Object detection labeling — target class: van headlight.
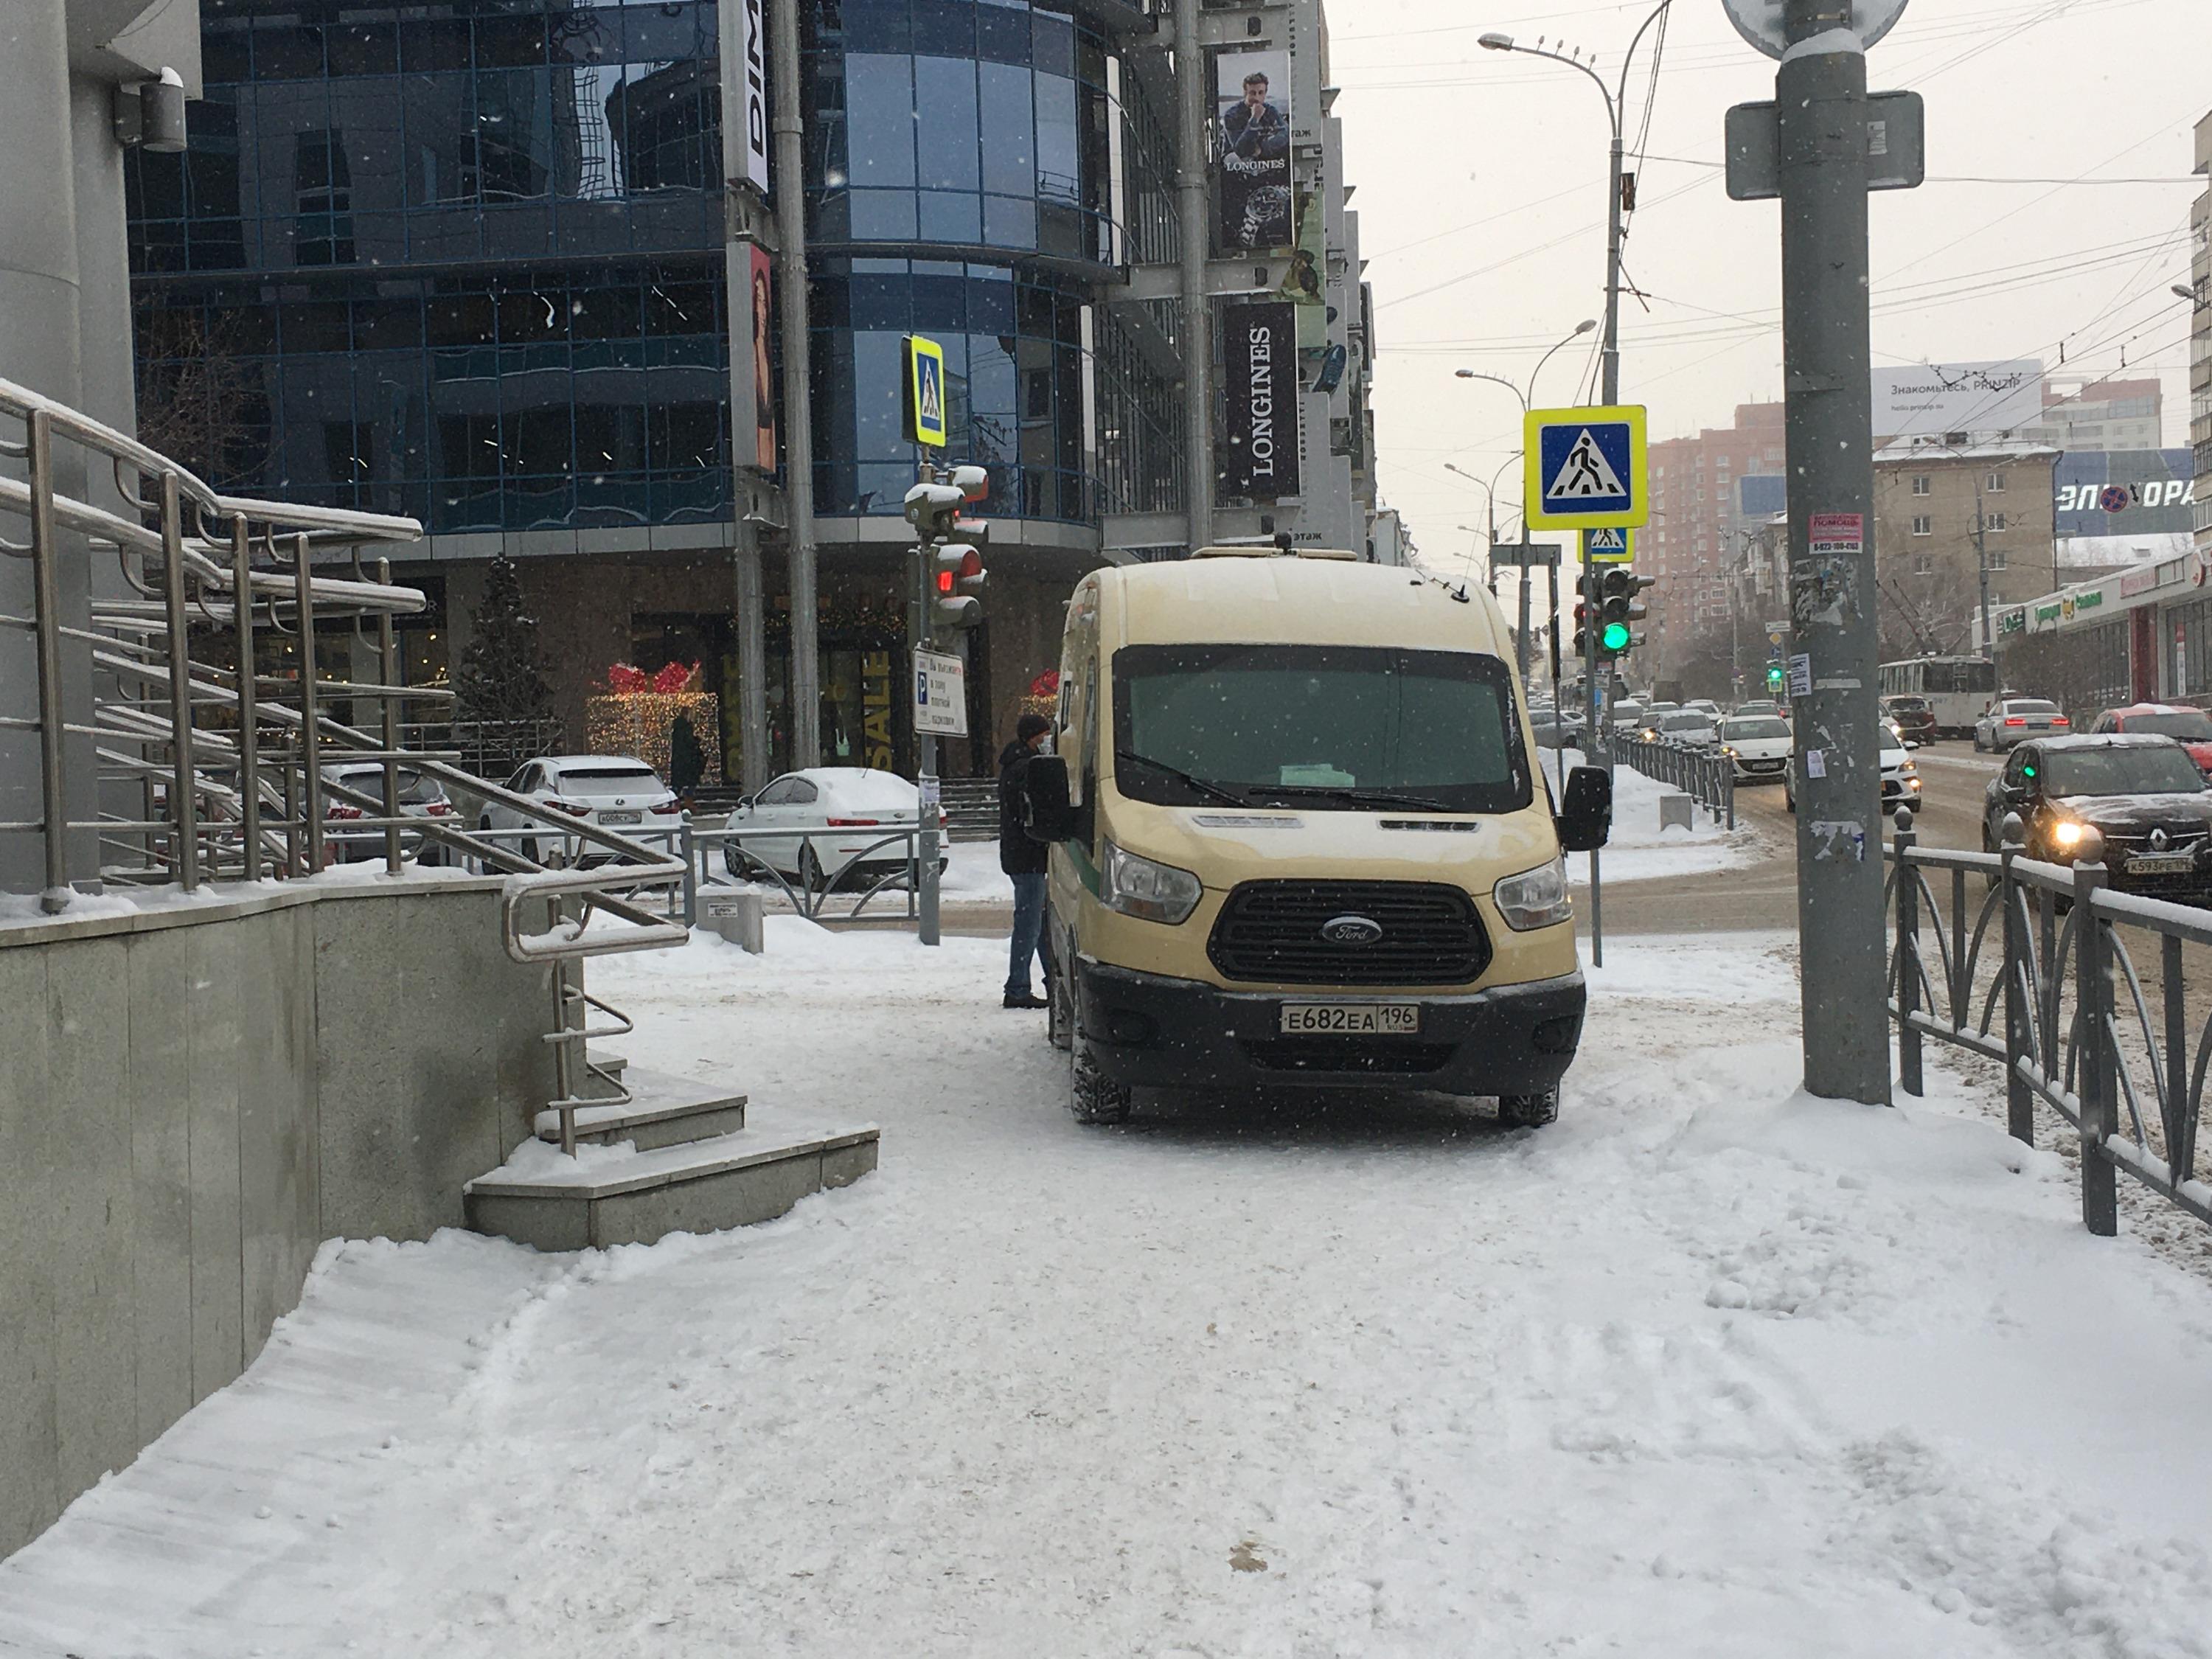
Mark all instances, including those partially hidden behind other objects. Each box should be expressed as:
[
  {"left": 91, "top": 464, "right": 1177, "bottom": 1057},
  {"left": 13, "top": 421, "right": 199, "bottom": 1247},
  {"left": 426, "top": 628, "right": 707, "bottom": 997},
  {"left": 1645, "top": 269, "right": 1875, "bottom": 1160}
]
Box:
[
  {"left": 1493, "top": 857, "right": 1573, "bottom": 931},
  {"left": 1101, "top": 841, "right": 1203, "bottom": 925}
]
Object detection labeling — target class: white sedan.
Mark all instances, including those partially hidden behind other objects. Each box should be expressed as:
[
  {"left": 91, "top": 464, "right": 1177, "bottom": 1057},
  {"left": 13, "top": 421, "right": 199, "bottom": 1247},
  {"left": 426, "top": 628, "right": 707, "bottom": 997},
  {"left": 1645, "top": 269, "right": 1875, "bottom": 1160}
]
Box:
[
  {"left": 1717, "top": 714, "right": 1792, "bottom": 783},
  {"left": 479, "top": 755, "right": 683, "bottom": 864},
  {"left": 723, "top": 767, "right": 947, "bottom": 891},
  {"left": 1784, "top": 723, "right": 1921, "bottom": 812}
]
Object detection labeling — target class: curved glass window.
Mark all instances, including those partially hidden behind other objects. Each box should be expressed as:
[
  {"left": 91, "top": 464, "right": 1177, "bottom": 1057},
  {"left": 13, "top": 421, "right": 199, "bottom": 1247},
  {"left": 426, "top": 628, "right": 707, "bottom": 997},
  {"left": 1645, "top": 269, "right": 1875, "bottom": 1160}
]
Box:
[
  {"left": 128, "top": 1, "right": 723, "bottom": 276},
  {"left": 807, "top": 0, "right": 1118, "bottom": 265},
  {"left": 811, "top": 259, "right": 1088, "bottom": 524},
  {"left": 133, "top": 262, "right": 731, "bottom": 535}
]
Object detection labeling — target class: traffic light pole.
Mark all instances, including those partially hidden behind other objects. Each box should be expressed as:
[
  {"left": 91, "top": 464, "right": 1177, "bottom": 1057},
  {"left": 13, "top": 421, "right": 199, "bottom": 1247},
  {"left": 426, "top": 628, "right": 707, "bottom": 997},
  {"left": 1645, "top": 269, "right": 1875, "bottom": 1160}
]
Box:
[
  {"left": 912, "top": 466, "right": 942, "bottom": 947},
  {"left": 1777, "top": 1, "right": 1890, "bottom": 1105}
]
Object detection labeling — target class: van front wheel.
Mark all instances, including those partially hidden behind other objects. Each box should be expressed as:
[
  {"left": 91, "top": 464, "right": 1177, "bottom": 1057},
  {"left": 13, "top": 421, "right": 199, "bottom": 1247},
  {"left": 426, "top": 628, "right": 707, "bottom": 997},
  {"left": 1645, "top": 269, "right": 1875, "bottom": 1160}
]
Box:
[
  {"left": 1498, "top": 1088, "right": 1559, "bottom": 1128},
  {"left": 1070, "top": 1048, "right": 1133, "bottom": 1125}
]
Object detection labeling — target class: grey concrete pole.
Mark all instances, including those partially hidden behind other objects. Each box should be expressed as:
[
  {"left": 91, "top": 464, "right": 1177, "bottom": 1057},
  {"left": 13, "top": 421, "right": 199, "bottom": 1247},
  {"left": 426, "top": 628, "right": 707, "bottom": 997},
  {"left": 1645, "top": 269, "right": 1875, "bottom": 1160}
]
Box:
[
  {"left": 1778, "top": 0, "right": 1891, "bottom": 1105},
  {"left": 769, "top": 0, "right": 820, "bottom": 768},
  {"left": 1174, "top": 0, "right": 1214, "bottom": 554},
  {"left": 0, "top": 0, "right": 98, "bottom": 897},
  {"left": 717, "top": 0, "right": 773, "bottom": 795},
  {"left": 1974, "top": 476, "right": 1990, "bottom": 656}
]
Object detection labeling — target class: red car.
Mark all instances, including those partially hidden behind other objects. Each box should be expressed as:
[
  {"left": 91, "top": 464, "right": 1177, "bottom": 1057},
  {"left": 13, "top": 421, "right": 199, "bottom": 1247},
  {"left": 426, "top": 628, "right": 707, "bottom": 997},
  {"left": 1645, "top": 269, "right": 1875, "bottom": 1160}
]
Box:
[{"left": 2089, "top": 703, "right": 2212, "bottom": 776}]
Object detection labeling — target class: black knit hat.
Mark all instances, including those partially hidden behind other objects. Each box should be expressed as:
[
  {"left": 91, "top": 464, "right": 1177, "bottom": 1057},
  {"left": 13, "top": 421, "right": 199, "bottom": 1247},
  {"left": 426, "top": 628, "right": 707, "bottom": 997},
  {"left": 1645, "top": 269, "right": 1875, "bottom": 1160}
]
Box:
[{"left": 1016, "top": 713, "right": 1052, "bottom": 742}]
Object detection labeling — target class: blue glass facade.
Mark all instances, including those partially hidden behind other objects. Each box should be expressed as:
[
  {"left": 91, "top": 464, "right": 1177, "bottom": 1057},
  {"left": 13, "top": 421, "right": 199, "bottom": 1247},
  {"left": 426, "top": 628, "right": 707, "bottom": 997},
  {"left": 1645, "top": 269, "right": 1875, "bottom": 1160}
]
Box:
[
  {"left": 129, "top": 0, "right": 734, "bottom": 533},
  {"left": 128, "top": 0, "right": 1126, "bottom": 536}
]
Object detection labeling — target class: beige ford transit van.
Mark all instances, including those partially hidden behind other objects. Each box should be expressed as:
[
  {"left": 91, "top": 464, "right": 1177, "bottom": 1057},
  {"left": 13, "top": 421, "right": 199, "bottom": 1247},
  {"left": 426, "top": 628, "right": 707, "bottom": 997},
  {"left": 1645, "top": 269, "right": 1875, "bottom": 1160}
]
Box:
[{"left": 1016, "top": 548, "right": 1612, "bottom": 1127}]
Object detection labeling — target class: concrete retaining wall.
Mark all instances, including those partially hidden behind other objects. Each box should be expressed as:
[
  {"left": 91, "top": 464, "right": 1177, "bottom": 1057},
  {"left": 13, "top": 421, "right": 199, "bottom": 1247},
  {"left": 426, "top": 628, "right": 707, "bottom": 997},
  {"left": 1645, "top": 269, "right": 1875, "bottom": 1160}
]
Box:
[{"left": 0, "top": 876, "right": 554, "bottom": 1556}]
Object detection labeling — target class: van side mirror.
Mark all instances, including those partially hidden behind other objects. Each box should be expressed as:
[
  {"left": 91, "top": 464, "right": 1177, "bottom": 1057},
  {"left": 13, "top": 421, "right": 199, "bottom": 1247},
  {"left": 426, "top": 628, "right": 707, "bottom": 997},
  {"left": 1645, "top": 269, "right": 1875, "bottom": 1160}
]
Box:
[
  {"left": 1556, "top": 765, "right": 1612, "bottom": 853},
  {"left": 1020, "top": 754, "right": 1079, "bottom": 842}
]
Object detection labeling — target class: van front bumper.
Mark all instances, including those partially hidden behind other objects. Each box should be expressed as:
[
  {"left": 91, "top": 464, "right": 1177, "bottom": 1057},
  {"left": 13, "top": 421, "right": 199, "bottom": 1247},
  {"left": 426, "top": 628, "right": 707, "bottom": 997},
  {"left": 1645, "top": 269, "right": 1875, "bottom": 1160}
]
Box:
[{"left": 1074, "top": 957, "right": 1585, "bottom": 1096}]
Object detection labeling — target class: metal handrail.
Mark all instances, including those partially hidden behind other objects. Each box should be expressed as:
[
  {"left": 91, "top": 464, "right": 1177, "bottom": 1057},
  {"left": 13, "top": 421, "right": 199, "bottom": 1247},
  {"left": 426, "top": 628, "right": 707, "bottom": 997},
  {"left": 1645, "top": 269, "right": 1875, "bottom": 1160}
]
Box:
[{"left": 2, "top": 376, "right": 691, "bottom": 1161}]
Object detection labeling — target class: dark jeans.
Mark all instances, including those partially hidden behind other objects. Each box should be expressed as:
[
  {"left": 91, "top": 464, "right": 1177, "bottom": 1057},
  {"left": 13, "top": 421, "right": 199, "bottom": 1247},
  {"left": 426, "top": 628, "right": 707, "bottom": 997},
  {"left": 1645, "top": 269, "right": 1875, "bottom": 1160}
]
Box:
[{"left": 1007, "top": 872, "right": 1048, "bottom": 995}]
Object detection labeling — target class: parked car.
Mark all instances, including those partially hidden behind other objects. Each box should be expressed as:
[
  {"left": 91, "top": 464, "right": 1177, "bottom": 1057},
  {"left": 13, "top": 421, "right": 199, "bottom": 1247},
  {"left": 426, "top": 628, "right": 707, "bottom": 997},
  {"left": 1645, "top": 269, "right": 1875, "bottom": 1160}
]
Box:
[
  {"left": 1606, "top": 700, "right": 1646, "bottom": 737},
  {"left": 1717, "top": 714, "right": 1792, "bottom": 782},
  {"left": 320, "top": 760, "right": 455, "bottom": 864},
  {"left": 1881, "top": 694, "right": 1938, "bottom": 746},
  {"left": 1732, "top": 700, "right": 1785, "bottom": 720},
  {"left": 2087, "top": 703, "right": 2212, "bottom": 776},
  {"left": 723, "top": 766, "right": 947, "bottom": 891},
  {"left": 480, "top": 755, "right": 681, "bottom": 865},
  {"left": 1683, "top": 698, "right": 1722, "bottom": 717},
  {"left": 1640, "top": 701, "right": 1681, "bottom": 724},
  {"left": 1785, "top": 722, "right": 1918, "bottom": 812},
  {"left": 1983, "top": 734, "right": 2212, "bottom": 902},
  {"left": 1974, "top": 697, "right": 2067, "bottom": 752}
]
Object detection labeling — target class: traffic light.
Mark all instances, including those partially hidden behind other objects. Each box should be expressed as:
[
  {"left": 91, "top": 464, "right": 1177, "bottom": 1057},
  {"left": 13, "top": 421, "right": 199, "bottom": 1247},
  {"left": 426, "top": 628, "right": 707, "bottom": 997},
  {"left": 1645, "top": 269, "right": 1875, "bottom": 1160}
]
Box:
[
  {"left": 908, "top": 466, "right": 991, "bottom": 634},
  {"left": 1597, "top": 569, "right": 1655, "bottom": 658},
  {"left": 1571, "top": 571, "right": 1604, "bottom": 658},
  {"left": 934, "top": 543, "right": 986, "bottom": 627},
  {"left": 1766, "top": 661, "right": 1785, "bottom": 692},
  {"left": 903, "top": 479, "right": 964, "bottom": 540}
]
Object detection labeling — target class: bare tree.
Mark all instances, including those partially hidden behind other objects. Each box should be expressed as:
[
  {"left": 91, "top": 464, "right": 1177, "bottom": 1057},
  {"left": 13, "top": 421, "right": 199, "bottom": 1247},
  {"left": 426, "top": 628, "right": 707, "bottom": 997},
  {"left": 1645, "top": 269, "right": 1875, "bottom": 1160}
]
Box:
[{"left": 132, "top": 306, "right": 266, "bottom": 486}]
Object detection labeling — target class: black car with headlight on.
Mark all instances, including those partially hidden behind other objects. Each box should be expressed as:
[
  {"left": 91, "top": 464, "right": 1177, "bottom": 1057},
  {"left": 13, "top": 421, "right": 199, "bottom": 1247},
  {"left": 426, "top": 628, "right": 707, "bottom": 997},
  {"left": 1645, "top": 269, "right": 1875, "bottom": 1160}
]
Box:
[{"left": 1983, "top": 734, "right": 2212, "bottom": 902}]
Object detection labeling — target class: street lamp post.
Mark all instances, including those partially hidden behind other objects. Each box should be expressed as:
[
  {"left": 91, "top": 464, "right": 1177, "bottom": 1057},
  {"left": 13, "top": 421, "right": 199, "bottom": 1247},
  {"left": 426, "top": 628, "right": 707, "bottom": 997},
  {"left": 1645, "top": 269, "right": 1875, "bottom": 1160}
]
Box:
[
  {"left": 1479, "top": 9, "right": 1669, "bottom": 728},
  {"left": 1481, "top": 3, "right": 1670, "bottom": 969}
]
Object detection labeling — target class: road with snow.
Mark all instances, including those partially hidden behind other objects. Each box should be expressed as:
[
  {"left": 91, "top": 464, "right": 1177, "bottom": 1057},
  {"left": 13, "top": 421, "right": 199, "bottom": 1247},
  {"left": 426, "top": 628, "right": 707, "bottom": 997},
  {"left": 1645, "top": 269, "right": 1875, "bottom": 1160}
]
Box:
[{"left": 6, "top": 917, "right": 2212, "bottom": 1658}]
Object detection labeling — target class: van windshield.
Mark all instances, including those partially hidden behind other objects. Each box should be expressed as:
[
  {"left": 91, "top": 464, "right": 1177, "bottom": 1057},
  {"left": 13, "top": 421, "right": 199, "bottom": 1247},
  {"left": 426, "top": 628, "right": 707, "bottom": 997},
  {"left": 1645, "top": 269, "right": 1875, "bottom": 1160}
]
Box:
[{"left": 1112, "top": 644, "right": 1529, "bottom": 814}]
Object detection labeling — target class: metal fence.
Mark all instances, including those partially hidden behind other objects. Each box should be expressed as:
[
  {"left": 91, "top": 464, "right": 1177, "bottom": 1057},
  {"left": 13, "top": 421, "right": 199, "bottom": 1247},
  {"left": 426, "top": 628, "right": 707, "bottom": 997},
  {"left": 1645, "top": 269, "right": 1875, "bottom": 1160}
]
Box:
[
  {"left": 682, "top": 823, "right": 933, "bottom": 925},
  {"left": 1617, "top": 735, "right": 1736, "bottom": 830},
  {"left": 1886, "top": 807, "right": 2211, "bottom": 1237}
]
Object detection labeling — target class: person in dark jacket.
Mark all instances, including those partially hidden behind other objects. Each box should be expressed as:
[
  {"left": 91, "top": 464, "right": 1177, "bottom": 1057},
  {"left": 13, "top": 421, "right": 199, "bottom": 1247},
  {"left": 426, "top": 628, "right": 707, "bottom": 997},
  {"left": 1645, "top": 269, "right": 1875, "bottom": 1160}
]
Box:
[
  {"left": 667, "top": 712, "right": 706, "bottom": 800},
  {"left": 998, "top": 713, "right": 1054, "bottom": 1009}
]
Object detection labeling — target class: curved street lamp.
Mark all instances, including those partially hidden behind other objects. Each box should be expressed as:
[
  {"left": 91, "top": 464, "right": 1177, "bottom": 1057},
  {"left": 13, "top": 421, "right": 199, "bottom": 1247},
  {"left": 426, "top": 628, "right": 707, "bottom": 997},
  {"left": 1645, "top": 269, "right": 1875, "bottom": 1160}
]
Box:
[{"left": 1455, "top": 318, "right": 1598, "bottom": 413}]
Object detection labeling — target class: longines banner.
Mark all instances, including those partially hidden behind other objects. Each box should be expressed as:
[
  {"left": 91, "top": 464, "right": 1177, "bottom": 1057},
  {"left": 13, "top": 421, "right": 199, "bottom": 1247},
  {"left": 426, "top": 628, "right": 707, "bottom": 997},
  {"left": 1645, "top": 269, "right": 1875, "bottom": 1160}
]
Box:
[
  {"left": 1213, "top": 47, "right": 1293, "bottom": 254},
  {"left": 1222, "top": 302, "right": 1299, "bottom": 501}
]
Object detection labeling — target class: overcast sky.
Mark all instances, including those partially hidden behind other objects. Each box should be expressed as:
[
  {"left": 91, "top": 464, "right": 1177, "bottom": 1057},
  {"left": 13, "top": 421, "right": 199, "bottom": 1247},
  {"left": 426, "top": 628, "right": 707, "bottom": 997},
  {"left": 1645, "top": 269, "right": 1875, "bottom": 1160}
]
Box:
[{"left": 1334, "top": 0, "right": 2212, "bottom": 584}]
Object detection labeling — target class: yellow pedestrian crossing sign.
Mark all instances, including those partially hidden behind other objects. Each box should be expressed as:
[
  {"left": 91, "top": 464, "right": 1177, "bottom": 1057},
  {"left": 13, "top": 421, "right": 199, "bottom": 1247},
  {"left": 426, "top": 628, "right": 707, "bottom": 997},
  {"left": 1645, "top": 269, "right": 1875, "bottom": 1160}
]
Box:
[
  {"left": 902, "top": 333, "right": 948, "bottom": 448},
  {"left": 1584, "top": 526, "right": 1632, "bottom": 563},
  {"left": 1523, "top": 404, "right": 1647, "bottom": 530}
]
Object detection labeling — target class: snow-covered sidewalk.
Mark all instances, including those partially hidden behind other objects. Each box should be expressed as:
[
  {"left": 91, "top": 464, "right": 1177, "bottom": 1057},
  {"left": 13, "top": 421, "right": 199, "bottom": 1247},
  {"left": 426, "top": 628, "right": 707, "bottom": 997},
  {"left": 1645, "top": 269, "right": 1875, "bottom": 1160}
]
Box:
[{"left": 6, "top": 925, "right": 2212, "bottom": 1658}]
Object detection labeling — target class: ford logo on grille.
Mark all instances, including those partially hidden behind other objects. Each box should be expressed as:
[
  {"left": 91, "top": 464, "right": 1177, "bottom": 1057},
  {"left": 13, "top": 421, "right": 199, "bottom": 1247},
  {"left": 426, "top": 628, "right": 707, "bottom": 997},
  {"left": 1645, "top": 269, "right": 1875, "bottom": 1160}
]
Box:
[{"left": 1320, "top": 914, "right": 1385, "bottom": 945}]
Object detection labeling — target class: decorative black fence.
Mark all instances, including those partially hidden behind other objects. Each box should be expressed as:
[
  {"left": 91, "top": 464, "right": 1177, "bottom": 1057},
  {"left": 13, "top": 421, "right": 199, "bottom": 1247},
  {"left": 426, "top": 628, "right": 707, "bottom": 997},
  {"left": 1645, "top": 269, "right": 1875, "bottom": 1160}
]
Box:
[
  {"left": 1886, "top": 807, "right": 2211, "bottom": 1237},
  {"left": 1617, "top": 735, "right": 1736, "bottom": 830}
]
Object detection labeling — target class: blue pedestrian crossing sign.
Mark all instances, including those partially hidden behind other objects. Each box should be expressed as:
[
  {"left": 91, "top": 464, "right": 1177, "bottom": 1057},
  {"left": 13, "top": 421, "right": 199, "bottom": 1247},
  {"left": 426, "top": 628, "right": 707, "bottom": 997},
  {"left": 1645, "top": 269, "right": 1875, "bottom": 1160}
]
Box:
[
  {"left": 1583, "top": 526, "right": 1632, "bottom": 563},
  {"left": 1523, "top": 404, "right": 1647, "bottom": 530}
]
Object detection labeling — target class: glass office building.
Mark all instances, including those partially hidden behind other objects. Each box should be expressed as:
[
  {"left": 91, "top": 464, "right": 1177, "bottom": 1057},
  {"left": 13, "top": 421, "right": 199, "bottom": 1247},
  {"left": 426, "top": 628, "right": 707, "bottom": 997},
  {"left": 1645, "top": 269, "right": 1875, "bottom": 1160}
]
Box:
[{"left": 126, "top": 0, "right": 1186, "bottom": 773}]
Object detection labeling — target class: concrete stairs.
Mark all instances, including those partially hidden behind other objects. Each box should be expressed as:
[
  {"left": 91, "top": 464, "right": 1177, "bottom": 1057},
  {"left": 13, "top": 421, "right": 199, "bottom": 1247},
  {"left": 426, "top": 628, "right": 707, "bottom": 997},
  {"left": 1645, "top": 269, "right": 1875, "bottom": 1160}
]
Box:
[{"left": 465, "top": 1048, "right": 878, "bottom": 1253}]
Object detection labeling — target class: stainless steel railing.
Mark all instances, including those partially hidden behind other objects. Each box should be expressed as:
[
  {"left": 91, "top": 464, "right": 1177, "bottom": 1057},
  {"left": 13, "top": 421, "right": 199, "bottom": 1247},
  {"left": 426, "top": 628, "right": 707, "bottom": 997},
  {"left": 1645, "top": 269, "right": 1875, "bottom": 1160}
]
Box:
[{"left": 0, "top": 373, "right": 686, "bottom": 1159}]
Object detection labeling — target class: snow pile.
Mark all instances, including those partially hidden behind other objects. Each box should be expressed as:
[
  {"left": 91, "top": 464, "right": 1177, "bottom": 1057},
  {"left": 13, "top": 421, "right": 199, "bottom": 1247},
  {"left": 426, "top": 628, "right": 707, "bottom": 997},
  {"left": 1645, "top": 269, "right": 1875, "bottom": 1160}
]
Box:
[{"left": 7, "top": 927, "right": 2212, "bottom": 1657}]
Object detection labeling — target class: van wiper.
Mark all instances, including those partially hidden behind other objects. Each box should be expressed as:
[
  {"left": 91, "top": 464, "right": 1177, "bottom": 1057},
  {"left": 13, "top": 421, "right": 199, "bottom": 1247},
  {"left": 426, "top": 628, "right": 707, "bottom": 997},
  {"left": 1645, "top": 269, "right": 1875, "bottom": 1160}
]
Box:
[
  {"left": 1251, "top": 783, "right": 1455, "bottom": 812},
  {"left": 1114, "top": 748, "right": 1248, "bottom": 807}
]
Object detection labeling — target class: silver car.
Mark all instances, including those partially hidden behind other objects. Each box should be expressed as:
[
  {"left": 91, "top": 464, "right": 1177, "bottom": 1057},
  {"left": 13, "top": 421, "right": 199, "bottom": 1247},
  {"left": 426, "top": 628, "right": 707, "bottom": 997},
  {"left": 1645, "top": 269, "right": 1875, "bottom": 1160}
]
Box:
[{"left": 1974, "top": 698, "right": 2068, "bottom": 753}]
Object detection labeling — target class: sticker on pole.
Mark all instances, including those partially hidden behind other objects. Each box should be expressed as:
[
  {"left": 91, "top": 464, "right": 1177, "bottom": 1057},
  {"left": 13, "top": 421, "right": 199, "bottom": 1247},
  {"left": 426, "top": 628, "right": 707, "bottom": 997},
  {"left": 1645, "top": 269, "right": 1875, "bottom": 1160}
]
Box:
[
  {"left": 1809, "top": 512, "right": 1865, "bottom": 555},
  {"left": 1583, "top": 526, "right": 1632, "bottom": 564},
  {"left": 1523, "top": 405, "right": 1647, "bottom": 530}
]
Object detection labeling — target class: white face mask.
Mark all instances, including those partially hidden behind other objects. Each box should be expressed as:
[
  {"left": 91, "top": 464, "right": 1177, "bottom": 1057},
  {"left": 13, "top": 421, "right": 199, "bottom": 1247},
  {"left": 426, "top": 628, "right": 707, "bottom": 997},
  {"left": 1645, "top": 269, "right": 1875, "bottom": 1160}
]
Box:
[{"left": 1036, "top": 734, "right": 1055, "bottom": 755}]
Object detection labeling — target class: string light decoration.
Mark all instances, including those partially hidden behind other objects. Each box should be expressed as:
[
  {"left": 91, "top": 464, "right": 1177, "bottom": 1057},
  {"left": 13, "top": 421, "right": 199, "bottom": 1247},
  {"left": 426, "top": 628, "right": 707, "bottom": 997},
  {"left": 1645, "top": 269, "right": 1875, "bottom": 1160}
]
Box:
[{"left": 583, "top": 661, "right": 720, "bottom": 785}]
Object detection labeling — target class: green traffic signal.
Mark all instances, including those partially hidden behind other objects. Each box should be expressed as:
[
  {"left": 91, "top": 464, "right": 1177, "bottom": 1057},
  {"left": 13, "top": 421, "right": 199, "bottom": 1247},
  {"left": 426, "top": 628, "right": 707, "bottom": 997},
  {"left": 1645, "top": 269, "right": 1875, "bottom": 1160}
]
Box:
[
  {"left": 1601, "top": 621, "right": 1631, "bottom": 652},
  {"left": 1765, "top": 664, "right": 1784, "bottom": 686}
]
